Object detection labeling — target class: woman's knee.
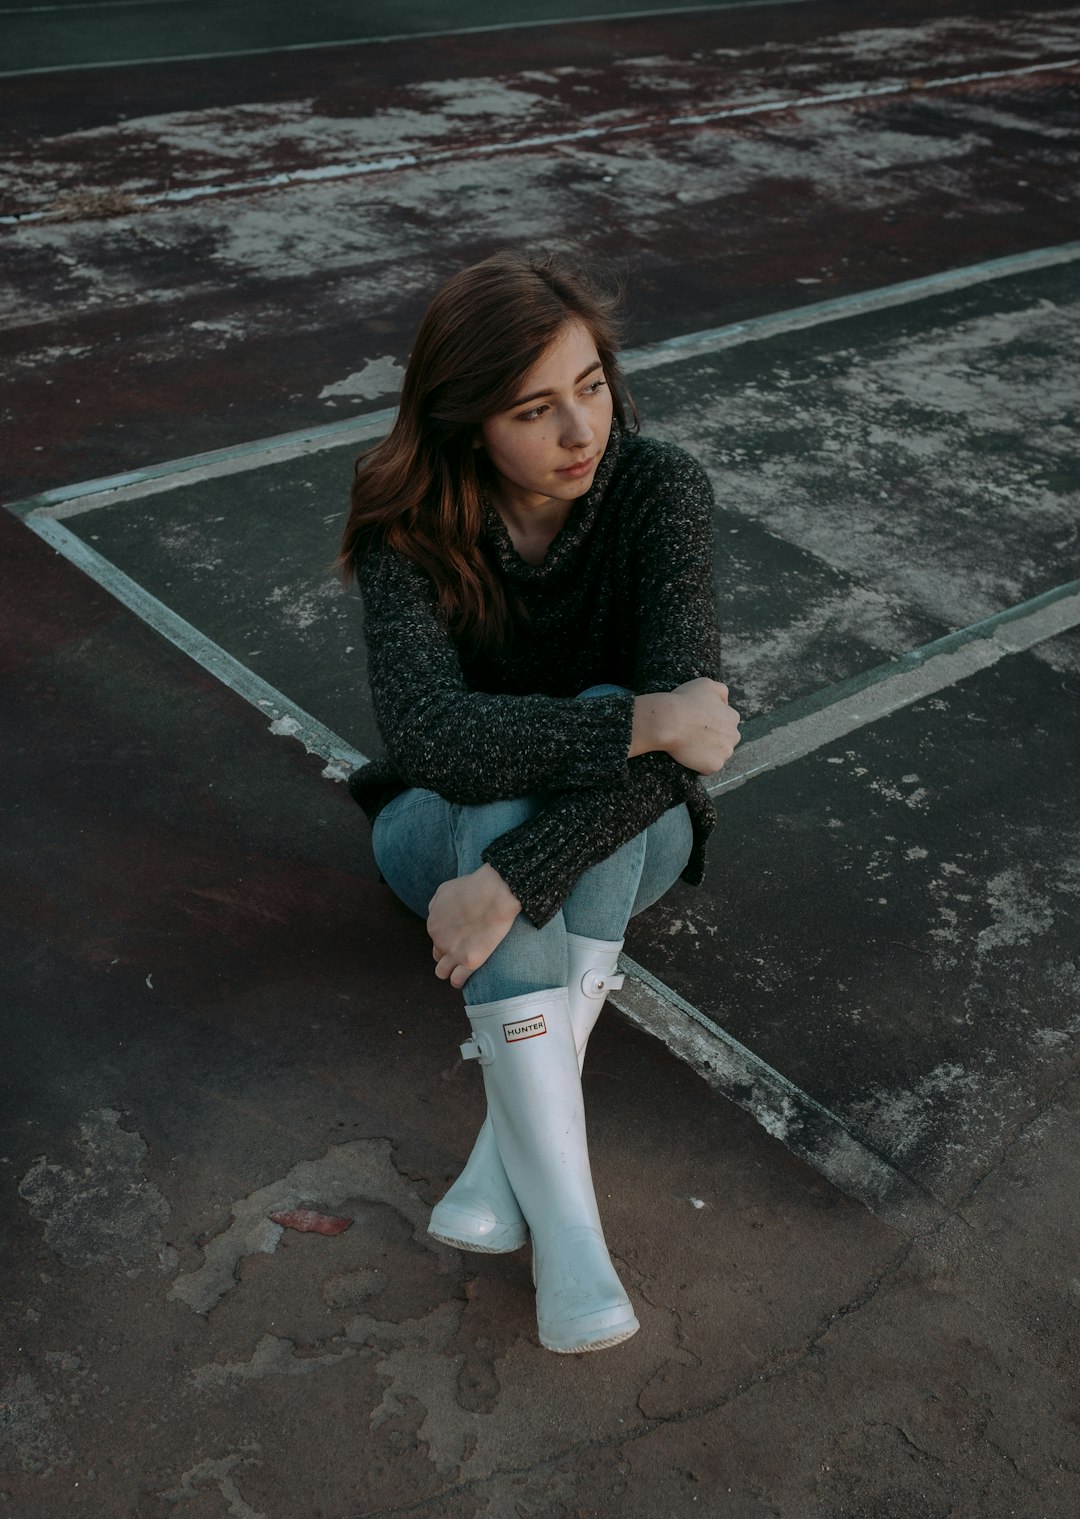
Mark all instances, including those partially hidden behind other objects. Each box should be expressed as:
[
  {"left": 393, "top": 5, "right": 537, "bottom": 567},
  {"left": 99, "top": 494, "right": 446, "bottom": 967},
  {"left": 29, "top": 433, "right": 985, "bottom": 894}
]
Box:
[
  {"left": 372, "top": 788, "right": 457, "bottom": 916},
  {"left": 630, "top": 804, "right": 694, "bottom": 918}
]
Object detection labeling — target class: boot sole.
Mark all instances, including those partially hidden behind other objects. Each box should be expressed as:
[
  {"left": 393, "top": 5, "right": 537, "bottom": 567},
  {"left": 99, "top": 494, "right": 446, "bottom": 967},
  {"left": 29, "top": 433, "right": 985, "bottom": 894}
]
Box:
[
  {"left": 540, "top": 1314, "right": 640, "bottom": 1354},
  {"left": 427, "top": 1224, "right": 527, "bottom": 1253}
]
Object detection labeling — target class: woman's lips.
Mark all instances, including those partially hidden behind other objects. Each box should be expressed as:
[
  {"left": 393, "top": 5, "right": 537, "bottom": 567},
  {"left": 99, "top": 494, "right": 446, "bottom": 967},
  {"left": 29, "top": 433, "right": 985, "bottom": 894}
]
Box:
[{"left": 557, "top": 456, "right": 595, "bottom": 478}]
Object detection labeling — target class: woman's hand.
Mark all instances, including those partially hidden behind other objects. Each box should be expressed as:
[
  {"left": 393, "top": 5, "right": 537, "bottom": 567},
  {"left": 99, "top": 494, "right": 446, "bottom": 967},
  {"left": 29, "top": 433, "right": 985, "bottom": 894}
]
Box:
[
  {"left": 427, "top": 864, "right": 521, "bottom": 989},
  {"left": 631, "top": 678, "right": 741, "bottom": 775}
]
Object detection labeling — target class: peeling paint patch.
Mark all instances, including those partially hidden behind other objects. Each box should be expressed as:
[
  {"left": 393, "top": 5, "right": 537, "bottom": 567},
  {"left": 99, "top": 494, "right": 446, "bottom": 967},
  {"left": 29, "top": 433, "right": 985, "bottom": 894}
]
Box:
[
  {"left": 169, "top": 1137, "right": 454, "bottom": 1315},
  {"left": 17, "top": 1108, "right": 169, "bottom": 1269},
  {"left": 346, "top": 1302, "right": 476, "bottom": 1475},
  {"left": 191, "top": 1333, "right": 357, "bottom": 1389},
  {"left": 849, "top": 1063, "right": 982, "bottom": 1166},
  {"left": 319, "top": 354, "right": 404, "bottom": 402},
  {"left": 977, "top": 868, "right": 1056, "bottom": 956},
  {"left": 0, "top": 1373, "right": 73, "bottom": 1476},
  {"left": 160, "top": 1448, "right": 265, "bottom": 1518}
]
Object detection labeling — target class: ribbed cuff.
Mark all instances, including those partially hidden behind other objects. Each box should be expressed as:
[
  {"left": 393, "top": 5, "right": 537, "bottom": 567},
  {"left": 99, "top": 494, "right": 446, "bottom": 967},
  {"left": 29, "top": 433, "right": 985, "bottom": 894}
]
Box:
[{"left": 549, "top": 692, "right": 636, "bottom": 790}]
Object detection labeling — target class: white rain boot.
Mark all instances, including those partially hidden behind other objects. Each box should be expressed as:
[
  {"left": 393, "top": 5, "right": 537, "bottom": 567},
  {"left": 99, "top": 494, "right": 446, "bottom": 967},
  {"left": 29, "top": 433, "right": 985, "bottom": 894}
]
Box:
[
  {"left": 461, "top": 986, "right": 639, "bottom": 1354},
  {"left": 426, "top": 1114, "right": 527, "bottom": 1253},
  {"left": 428, "top": 937, "right": 624, "bottom": 1252}
]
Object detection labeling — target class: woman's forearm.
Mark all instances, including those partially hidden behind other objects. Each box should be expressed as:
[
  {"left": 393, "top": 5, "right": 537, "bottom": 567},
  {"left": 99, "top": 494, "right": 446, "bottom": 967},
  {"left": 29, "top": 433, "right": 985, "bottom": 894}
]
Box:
[{"left": 629, "top": 692, "right": 677, "bottom": 758}]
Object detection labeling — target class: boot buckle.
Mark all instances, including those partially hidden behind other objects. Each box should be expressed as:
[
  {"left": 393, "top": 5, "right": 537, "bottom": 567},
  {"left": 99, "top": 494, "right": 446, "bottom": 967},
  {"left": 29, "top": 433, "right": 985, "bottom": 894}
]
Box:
[{"left": 460, "top": 1037, "right": 481, "bottom": 1061}]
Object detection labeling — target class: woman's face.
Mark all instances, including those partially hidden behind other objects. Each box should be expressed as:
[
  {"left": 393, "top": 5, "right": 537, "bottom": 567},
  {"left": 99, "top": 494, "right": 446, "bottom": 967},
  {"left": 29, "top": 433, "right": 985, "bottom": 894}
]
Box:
[{"left": 478, "top": 319, "right": 614, "bottom": 515}]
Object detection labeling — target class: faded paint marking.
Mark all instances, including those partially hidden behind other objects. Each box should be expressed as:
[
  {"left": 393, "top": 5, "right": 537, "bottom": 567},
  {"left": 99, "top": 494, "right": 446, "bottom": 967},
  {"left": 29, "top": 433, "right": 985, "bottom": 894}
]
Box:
[
  {"left": 12, "top": 238, "right": 1080, "bottom": 521},
  {"left": 623, "top": 241, "right": 1080, "bottom": 375},
  {"left": 14, "top": 411, "right": 398, "bottom": 517},
  {"left": 3, "top": 55, "right": 1075, "bottom": 224}
]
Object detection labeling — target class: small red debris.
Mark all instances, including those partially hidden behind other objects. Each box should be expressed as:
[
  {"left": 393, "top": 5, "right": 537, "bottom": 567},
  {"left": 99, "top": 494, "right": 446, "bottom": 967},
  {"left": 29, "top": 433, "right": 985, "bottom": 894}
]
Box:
[{"left": 269, "top": 1209, "right": 352, "bottom": 1236}]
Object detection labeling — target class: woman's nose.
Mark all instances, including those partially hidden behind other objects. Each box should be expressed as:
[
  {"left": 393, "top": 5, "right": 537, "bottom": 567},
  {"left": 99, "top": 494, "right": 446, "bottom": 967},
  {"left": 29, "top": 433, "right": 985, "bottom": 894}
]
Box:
[{"left": 561, "top": 406, "right": 593, "bottom": 448}]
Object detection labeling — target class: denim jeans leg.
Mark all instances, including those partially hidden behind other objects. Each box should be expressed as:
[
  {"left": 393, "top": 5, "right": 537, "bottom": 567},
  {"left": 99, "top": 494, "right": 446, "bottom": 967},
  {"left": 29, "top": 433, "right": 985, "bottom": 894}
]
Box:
[
  {"left": 373, "top": 788, "right": 569, "bottom": 1007},
  {"left": 371, "top": 788, "right": 458, "bottom": 918},
  {"left": 446, "top": 795, "right": 571, "bottom": 1007}
]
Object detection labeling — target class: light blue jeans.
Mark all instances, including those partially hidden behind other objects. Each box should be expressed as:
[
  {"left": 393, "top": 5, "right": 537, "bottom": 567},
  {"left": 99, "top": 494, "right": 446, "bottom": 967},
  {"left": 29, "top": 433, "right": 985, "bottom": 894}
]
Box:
[{"left": 371, "top": 686, "right": 693, "bottom": 1006}]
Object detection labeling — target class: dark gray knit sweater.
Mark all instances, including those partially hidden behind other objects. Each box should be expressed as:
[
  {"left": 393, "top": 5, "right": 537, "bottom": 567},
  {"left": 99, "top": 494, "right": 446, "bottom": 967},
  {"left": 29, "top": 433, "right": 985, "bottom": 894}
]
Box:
[{"left": 348, "top": 424, "right": 722, "bottom": 927}]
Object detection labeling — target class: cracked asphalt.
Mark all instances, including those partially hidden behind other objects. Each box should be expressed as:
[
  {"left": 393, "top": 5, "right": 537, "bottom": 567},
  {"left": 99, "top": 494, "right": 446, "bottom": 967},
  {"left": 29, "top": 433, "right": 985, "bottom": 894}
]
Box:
[{"left": 3, "top": 1, "right": 1079, "bottom": 1515}]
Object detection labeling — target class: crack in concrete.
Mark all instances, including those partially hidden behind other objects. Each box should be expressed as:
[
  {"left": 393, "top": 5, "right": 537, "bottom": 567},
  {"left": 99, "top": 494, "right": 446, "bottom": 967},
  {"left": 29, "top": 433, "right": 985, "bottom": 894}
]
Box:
[
  {"left": 982, "top": 1433, "right": 1025, "bottom": 1481},
  {"left": 954, "top": 1056, "right": 1080, "bottom": 1217},
  {"left": 350, "top": 1236, "right": 919, "bottom": 1517},
  {"left": 893, "top": 1423, "right": 941, "bottom": 1464}
]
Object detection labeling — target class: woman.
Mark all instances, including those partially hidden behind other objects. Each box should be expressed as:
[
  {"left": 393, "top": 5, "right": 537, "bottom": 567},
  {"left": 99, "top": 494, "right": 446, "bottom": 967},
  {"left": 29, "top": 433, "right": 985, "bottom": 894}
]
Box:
[{"left": 339, "top": 247, "right": 740, "bottom": 1354}]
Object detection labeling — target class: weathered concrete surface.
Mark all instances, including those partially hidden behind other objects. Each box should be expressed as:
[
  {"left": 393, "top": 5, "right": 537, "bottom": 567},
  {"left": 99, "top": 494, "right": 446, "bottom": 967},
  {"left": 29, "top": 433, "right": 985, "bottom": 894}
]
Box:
[
  {"left": 3, "top": 512, "right": 1079, "bottom": 1516},
  {"left": 5, "top": 1, "right": 1078, "bottom": 212},
  {"left": 2, "top": 1, "right": 1078, "bottom": 497}
]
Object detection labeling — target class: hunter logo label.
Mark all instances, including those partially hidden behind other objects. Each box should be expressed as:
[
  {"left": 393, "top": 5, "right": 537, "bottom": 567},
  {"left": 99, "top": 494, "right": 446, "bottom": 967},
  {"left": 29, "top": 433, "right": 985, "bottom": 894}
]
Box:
[{"left": 503, "top": 1015, "right": 547, "bottom": 1043}]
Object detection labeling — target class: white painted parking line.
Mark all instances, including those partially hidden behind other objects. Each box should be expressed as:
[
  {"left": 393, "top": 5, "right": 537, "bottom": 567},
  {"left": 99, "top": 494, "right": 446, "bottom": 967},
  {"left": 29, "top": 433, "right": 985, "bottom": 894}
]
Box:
[
  {"left": 612, "top": 954, "right": 946, "bottom": 1228},
  {"left": 26, "top": 515, "right": 365, "bottom": 784},
  {"left": 12, "top": 238, "right": 1080, "bottom": 521},
  {"left": 707, "top": 582, "right": 1080, "bottom": 796}
]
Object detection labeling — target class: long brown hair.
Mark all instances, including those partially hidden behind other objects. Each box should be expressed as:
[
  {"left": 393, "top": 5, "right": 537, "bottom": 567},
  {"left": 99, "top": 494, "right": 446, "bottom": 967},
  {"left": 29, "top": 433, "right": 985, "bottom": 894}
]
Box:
[{"left": 338, "top": 246, "right": 637, "bottom": 653}]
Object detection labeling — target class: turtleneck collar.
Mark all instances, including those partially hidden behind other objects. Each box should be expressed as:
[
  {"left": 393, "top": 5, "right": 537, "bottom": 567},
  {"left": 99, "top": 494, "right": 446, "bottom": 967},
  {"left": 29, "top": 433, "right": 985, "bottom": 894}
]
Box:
[{"left": 480, "top": 422, "right": 624, "bottom": 581}]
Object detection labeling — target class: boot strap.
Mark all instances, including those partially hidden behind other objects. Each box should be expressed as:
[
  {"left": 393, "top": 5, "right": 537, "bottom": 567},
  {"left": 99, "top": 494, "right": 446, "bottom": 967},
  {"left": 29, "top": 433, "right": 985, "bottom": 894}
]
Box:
[
  {"left": 460, "top": 1033, "right": 495, "bottom": 1064},
  {"left": 580, "top": 970, "right": 625, "bottom": 998}
]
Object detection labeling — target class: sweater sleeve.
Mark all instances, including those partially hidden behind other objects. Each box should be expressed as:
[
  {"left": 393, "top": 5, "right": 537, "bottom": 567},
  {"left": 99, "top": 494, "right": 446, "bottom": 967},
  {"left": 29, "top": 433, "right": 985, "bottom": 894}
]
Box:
[
  {"left": 482, "top": 752, "right": 710, "bottom": 927},
  {"left": 481, "top": 446, "right": 724, "bottom": 925},
  {"left": 355, "top": 547, "right": 635, "bottom": 802}
]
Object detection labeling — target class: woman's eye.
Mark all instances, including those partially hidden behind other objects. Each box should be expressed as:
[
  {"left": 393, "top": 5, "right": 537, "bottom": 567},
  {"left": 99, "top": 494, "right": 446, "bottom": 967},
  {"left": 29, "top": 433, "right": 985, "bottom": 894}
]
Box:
[
  {"left": 517, "top": 405, "right": 547, "bottom": 422},
  {"left": 583, "top": 379, "right": 608, "bottom": 396}
]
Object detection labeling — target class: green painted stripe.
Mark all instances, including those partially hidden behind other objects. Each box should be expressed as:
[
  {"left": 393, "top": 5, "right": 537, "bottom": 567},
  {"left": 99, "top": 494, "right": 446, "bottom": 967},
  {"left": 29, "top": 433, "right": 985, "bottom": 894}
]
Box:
[{"left": 0, "top": 0, "right": 815, "bottom": 77}]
